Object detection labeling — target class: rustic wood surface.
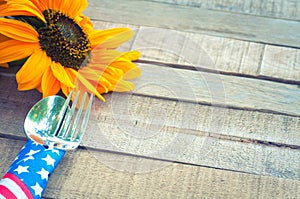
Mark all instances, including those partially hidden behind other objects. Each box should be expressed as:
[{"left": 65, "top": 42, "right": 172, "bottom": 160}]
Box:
[
  {"left": 0, "top": 0, "right": 299, "bottom": 198},
  {"left": 148, "top": 0, "right": 300, "bottom": 20},
  {"left": 85, "top": 0, "right": 300, "bottom": 48}
]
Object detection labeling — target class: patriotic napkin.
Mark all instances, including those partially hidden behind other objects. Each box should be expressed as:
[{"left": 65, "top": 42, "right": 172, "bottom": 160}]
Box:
[{"left": 0, "top": 140, "right": 65, "bottom": 199}]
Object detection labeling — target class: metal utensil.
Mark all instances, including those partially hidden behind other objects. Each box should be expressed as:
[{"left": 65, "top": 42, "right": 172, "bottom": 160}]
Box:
[
  {"left": 24, "top": 91, "right": 94, "bottom": 150},
  {"left": 0, "top": 91, "right": 94, "bottom": 199}
]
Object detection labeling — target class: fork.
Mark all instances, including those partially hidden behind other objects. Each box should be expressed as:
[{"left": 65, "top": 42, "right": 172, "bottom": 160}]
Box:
[
  {"left": 0, "top": 91, "right": 93, "bottom": 199},
  {"left": 43, "top": 91, "right": 94, "bottom": 150}
]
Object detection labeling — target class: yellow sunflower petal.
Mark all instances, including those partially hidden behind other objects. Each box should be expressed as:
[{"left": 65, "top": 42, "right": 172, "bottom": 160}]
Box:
[
  {"left": 0, "top": 18, "right": 39, "bottom": 42},
  {"left": 113, "top": 80, "right": 135, "bottom": 92},
  {"left": 79, "top": 68, "right": 111, "bottom": 92},
  {"left": 79, "top": 67, "right": 103, "bottom": 81},
  {"left": 60, "top": 0, "right": 88, "bottom": 18},
  {"left": 75, "top": 15, "right": 93, "bottom": 33},
  {"left": 50, "top": 62, "right": 75, "bottom": 88},
  {"left": 64, "top": 67, "right": 77, "bottom": 82},
  {"left": 90, "top": 49, "right": 124, "bottom": 67},
  {"left": 0, "top": 40, "right": 39, "bottom": 63},
  {"left": 63, "top": 68, "right": 106, "bottom": 101},
  {"left": 41, "top": 66, "right": 61, "bottom": 98},
  {"left": 60, "top": 83, "right": 73, "bottom": 98},
  {"left": 123, "top": 66, "right": 142, "bottom": 80},
  {"left": 96, "top": 84, "right": 107, "bottom": 94},
  {"left": 101, "top": 71, "right": 122, "bottom": 85},
  {"left": 90, "top": 28, "right": 134, "bottom": 49},
  {"left": 76, "top": 72, "right": 105, "bottom": 102},
  {"left": 105, "top": 66, "right": 124, "bottom": 77},
  {"left": 111, "top": 61, "right": 142, "bottom": 80},
  {"left": 121, "top": 50, "right": 141, "bottom": 61},
  {"left": 50, "top": 0, "right": 67, "bottom": 13},
  {"left": 30, "top": 0, "right": 46, "bottom": 11},
  {"left": 0, "top": 0, "right": 45, "bottom": 22},
  {"left": 16, "top": 50, "right": 51, "bottom": 90}
]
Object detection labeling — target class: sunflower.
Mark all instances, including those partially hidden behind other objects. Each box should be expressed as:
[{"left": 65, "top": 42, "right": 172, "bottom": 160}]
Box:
[{"left": 0, "top": 0, "right": 141, "bottom": 101}]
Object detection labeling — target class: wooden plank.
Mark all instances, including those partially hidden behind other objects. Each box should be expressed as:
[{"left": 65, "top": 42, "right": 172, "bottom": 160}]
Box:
[
  {"left": 89, "top": 93, "right": 300, "bottom": 146},
  {"left": 260, "top": 45, "right": 300, "bottom": 81},
  {"left": 1, "top": 138, "right": 300, "bottom": 198},
  {"left": 130, "top": 63, "right": 300, "bottom": 117},
  {"left": 85, "top": 0, "right": 300, "bottom": 48},
  {"left": 0, "top": 75, "right": 46, "bottom": 136},
  {"left": 93, "top": 21, "right": 300, "bottom": 83},
  {"left": 83, "top": 107, "right": 300, "bottom": 179},
  {"left": 1, "top": 76, "right": 300, "bottom": 179},
  {"left": 131, "top": 27, "right": 264, "bottom": 76},
  {"left": 147, "top": 0, "right": 300, "bottom": 20}
]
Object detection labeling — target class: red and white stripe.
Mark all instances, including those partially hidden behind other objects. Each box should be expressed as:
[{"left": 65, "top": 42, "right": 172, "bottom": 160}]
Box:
[{"left": 0, "top": 173, "right": 33, "bottom": 199}]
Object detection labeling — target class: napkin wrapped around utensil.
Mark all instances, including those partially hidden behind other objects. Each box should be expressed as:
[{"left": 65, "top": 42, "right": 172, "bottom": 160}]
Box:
[{"left": 0, "top": 140, "right": 65, "bottom": 199}]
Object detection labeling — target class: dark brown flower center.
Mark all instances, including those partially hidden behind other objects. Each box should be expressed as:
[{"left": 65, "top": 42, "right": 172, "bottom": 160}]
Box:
[{"left": 37, "top": 9, "right": 91, "bottom": 70}]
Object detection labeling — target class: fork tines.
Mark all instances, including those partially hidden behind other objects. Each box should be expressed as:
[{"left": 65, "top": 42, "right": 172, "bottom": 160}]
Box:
[{"left": 55, "top": 91, "right": 94, "bottom": 141}]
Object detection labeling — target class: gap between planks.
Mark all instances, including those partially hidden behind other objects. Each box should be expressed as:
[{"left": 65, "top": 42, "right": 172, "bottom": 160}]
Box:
[{"left": 136, "top": 59, "right": 300, "bottom": 86}]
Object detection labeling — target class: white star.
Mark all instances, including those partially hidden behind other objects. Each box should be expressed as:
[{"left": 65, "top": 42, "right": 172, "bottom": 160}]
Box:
[
  {"left": 30, "top": 141, "right": 40, "bottom": 147},
  {"left": 42, "top": 155, "right": 55, "bottom": 167},
  {"left": 23, "top": 155, "right": 34, "bottom": 162},
  {"left": 14, "top": 165, "right": 29, "bottom": 174},
  {"left": 46, "top": 148, "right": 61, "bottom": 156},
  {"left": 26, "top": 149, "right": 40, "bottom": 156},
  {"left": 31, "top": 182, "right": 43, "bottom": 197},
  {"left": 37, "top": 168, "right": 49, "bottom": 181}
]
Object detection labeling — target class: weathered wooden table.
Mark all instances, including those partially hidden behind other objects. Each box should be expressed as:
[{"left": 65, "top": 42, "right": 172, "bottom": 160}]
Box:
[{"left": 1, "top": 0, "right": 300, "bottom": 198}]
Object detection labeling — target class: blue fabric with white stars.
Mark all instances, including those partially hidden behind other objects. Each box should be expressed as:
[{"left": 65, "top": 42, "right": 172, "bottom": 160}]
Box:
[{"left": 7, "top": 140, "right": 65, "bottom": 198}]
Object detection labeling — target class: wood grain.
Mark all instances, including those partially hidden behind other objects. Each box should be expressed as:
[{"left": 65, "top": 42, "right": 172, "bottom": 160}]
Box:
[
  {"left": 1, "top": 67, "right": 299, "bottom": 143},
  {"left": 92, "top": 21, "right": 300, "bottom": 83},
  {"left": 148, "top": 0, "right": 300, "bottom": 20},
  {"left": 260, "top": 45, "right": 300, "bottom": 81},
  {"left": 1, "top": 75, "right": 300, "bottom": 179},
  {"left": 1, "top": 138, "right": 300, "bottom": 199},
  {"left": 0, "top": 1, "right": 298, "bottom": 198},
  {"left": 83, "top": 98, "right": 300, "bottom": 179},
  {"left": 132, "top": 27, "right": 265, "bottom": 75},
  {"left": 85, "top": 0, "right": 300, "bottom": 48},
  {"left": 130, "top": 63, "right": 300, "bottom": 116},
  {"left": 89, "top": 93, "right": 300, "bottom": 146}
]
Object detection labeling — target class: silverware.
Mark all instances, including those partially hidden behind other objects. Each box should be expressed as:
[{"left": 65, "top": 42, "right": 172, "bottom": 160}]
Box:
[
  {"left": 24, "top": 91, "right": 94, "bottom": 150},
  {"left": 0, "top": 91, "right": 94, "bottom": 199}
]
